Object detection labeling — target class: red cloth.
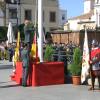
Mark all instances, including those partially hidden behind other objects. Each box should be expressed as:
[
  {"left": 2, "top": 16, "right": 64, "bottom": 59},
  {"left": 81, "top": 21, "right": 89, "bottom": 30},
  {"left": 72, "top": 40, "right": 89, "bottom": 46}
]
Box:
[
  {"left": 91, "top": 48, "right": 100, "bottom": 59},
  {"left": 32, "top": 62, "right": 64, "bottom": 86},
  {"left": 15, "top": 62, "right": 22, "bottom": 85},
  {"left": 10, "top": 74, "right": 16, "bottom": 81},
  {"left": 11, "top": 61, "right": 64, "bottom": 87},
  {"left": 15, "top": 62, "right": 32, "bottom": 86}
]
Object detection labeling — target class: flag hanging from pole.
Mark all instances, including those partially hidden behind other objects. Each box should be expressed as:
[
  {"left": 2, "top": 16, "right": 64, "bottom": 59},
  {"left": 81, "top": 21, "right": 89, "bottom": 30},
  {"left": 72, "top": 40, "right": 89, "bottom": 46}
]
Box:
[
  {"left": 16, "top": 31, "right": 20, "bottom": 49},
  {"left": 7, "top": 22, "right": 14, "bottom": 44},
  {"left": 81, "top": 28, "right": 90, "bottom": 83},
  {"left": 30, "top": 29, "right": 39, "bottom": 62},
  {"left": 14, "top": 31, "right": 20, "bottom": 61},
  {"left": 31, "top": 32, "right": 37, "bottom": 57}
]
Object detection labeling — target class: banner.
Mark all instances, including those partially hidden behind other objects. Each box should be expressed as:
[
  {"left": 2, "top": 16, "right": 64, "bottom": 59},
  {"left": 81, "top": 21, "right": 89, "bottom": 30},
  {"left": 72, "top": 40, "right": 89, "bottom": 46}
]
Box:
[
  {"left": 14, "top": 31, "right": 20, "bottom": 61},
  {"left": 7, "top": 22, "right": 14, "bottom": 44},
  {"left": 81, "top": 28, "right": 90, "bottom": 83},
  {"left": 31, "top": 32, "right": 38, "bottom": 60}
]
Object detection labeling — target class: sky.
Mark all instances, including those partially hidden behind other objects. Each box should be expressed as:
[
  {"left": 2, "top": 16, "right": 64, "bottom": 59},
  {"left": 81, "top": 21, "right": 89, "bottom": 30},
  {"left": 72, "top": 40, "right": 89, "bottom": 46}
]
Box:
[{"left": 59, "top": 0, "right": 84, "bottom": 18}]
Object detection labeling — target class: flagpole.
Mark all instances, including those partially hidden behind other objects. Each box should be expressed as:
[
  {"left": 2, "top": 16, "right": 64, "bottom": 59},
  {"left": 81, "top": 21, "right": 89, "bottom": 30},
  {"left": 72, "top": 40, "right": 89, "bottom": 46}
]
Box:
[{"left": 38, "top": 0, "right": 43, "bottom": 62}]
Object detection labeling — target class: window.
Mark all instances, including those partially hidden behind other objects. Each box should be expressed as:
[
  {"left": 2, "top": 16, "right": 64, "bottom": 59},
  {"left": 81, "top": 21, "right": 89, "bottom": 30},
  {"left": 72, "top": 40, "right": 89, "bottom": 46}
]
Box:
[
  {"left": 5, "top": 0, "right": 20, "bottom": 4},
  {"left": 49, "top": 12, "right": 56, "bottom": 22},
  {"left": 62, "top": 14, "right": 65, "bottom": 20},
  {"left": 25, "top": 10, "right": 32, "bottom": 20},
  {"left": 9, "top": 8, "right": 17, "bottom": 19}
]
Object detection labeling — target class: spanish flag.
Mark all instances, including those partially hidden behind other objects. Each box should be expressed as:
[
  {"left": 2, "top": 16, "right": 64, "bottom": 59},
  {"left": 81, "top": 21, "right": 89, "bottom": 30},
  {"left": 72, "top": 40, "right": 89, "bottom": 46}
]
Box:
[
  {"left": 15, "top": 31, "right": 20, "bottom": 61},
  {"left": 30, "top": 32, "right": 38, "bottom": 60},
  {"left": 16, "top": 31, "right": 20, "bottom": 49}
]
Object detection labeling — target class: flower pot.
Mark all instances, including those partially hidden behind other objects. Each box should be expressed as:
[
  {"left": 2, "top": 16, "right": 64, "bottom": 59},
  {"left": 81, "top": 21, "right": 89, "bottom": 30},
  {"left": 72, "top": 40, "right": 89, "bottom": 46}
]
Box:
[{"left": 72, "top": 76, "right": 81, "bottom": 85}]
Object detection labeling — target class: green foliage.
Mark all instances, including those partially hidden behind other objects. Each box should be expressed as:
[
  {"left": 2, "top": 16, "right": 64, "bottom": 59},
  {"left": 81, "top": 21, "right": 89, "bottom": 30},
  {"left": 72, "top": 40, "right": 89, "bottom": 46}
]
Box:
[
  {"left": 44, "top": 44, "right": 54, "bottom": 61},
  {"left": 69, "top": 47, "right": 82, "bottom": 76},
  {"left": 0, "top": 26, "right": 7, "bottom": 41},
  {"left": 18, "top": 23, "right": 34, "bottom": 41},
  {"left": 18, "top": 24, "right": 25, "bottom": 40},
  {"left": 73, "top": 48, "right": 82, "bottom": 65}
]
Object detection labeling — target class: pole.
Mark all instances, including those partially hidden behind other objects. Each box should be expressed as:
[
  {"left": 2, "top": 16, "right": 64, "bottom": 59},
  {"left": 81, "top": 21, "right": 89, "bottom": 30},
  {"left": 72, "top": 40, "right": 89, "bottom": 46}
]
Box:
[{"left": 38, "top": 0, "right": 43, "bottom": 62}]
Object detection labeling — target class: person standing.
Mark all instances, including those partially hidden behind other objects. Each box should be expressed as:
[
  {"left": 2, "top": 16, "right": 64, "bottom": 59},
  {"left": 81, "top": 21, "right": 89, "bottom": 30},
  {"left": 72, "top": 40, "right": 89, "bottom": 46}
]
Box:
[
  {"left": 24, "top": 19, "right": 34, "bottom": 52},
  {"left": 8, "top": 44, "right": 14, "bottom": 62},
  {"left": 89, "top": 40, "right": 100, "bottom": 90},
  {"left": 21, "top": 43, "right": 29, "bottom": 87}
]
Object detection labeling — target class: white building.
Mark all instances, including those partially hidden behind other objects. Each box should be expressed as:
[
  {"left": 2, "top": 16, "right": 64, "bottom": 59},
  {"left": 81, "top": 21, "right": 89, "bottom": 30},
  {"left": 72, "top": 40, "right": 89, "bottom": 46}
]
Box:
[
  {"left": 0, "top": 0, "right": 60, "bottom": 32},
  {"left": 64, "top": 0, "right": 100, "bottom": 31}
]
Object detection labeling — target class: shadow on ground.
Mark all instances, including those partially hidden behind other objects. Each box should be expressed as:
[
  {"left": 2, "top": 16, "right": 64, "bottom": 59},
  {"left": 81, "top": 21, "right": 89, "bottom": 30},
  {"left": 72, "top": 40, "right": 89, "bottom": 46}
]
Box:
[
  {"left": 0, "top": 65, "right": 12, "bottom": 70},
  {"left": 0, "top": 81, "right": 12, "bottom": 84},
  {"left": 0, "top": 84, "right": 19, "bottom": 88}
]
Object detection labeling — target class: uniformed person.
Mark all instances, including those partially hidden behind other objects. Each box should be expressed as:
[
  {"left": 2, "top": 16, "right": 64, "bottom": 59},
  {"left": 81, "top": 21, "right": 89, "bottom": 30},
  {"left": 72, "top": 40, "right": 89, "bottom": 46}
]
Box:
[
  {"left": 21, "top": 43, "right": 29, "bottom": 87},
  {"left": 89, "top": 40, "right": 100, "bottom": 90}
]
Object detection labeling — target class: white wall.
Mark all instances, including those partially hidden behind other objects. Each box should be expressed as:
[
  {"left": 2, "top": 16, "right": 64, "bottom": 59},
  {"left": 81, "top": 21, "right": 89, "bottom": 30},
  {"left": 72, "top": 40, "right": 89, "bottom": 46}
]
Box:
[
  {"left": 94, "top": 1, "right": 100, "bottom": 26},
  {"left": 84, "top": 0, "right": 91, "bottom": 13},
  {"left": 68, "top": 19, "right": 79, "bottom": 31}
]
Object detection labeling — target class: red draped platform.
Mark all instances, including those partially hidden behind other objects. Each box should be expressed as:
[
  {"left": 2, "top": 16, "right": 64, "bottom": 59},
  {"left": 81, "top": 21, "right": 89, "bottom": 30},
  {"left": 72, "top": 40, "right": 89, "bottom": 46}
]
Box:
[{"left": 11, "top": 61, "right": 64, "bottom": 86}]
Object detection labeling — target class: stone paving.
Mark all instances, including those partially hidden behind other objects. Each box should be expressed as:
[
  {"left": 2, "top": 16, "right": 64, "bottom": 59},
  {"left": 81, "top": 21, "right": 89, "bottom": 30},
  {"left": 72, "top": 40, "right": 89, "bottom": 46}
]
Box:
[{"left": 0, "top": 60, "right": 100, "bottom": 100}]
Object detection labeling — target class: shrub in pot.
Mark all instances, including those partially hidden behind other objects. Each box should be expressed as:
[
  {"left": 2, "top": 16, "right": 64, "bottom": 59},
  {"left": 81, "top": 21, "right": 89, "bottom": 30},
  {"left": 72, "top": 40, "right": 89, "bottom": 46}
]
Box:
[
  {"left": 44, "top": 44, "right": 54, "bottom": 61},
  {"left": 69, "top": 47, "right": 82, "bottom": 85}
]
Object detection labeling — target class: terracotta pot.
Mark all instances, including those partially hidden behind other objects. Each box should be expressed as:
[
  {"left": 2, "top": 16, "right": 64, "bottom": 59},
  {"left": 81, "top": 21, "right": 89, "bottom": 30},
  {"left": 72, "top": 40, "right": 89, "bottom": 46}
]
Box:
[{"left": 72, "top": 76, "right": 81, "bottom": 85}]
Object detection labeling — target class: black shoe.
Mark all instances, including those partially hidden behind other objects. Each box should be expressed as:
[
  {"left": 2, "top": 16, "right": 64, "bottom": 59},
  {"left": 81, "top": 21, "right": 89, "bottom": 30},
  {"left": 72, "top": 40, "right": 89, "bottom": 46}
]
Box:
[
  {"left": 88, "top": 87, "right": 94, "bottom": 91},
  {"left": 22, "top": 84, "right": 27, "bottom": 87}
]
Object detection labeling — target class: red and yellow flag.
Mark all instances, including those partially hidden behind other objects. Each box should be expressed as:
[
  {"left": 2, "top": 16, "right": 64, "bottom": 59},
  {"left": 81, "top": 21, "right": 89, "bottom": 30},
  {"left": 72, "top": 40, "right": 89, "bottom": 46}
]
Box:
[{"left": 31, "top": 32, "right": 38, "bottom": 61}]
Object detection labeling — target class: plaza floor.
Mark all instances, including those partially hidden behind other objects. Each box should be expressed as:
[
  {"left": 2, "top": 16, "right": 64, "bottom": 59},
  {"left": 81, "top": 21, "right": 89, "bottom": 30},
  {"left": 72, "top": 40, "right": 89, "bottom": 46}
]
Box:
[{"left": 0, "top": 60, "right": 100, "bottom": 100}]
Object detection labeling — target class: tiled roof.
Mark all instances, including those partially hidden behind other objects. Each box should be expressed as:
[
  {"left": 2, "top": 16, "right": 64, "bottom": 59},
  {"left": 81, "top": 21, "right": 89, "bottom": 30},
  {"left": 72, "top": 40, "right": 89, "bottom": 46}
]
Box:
[{"left": 68, "top": 10, "right": 94, "bottom": 20}]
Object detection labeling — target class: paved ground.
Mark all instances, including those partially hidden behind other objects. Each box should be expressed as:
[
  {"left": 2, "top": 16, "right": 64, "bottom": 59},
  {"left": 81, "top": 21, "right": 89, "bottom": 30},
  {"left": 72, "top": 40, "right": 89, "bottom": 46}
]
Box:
[{"left": 0, "top": 60, "right": 100, "bottom": 100}]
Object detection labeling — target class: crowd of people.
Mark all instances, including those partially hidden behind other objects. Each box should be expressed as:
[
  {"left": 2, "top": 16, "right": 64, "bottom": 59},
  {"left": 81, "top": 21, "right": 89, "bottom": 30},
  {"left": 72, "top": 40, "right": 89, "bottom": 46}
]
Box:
[
  {"left": 0, "top": 18, "right": 100, "bottom": 89},
  {"left": 0, "top": 41, "right": 15, "bottom": 61}
]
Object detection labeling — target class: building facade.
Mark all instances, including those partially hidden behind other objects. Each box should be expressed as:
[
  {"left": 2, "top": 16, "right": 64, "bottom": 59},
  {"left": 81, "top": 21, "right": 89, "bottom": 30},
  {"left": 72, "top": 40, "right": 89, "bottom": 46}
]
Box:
[
  {"left": 59, "top": 9, "right": 67, "bottom": 28},
  {"left": 64, "top": 0, "right": 100, "bottom": 31},
  {"left": 0, "top": 0, "right": 60, "bottom": 32}
]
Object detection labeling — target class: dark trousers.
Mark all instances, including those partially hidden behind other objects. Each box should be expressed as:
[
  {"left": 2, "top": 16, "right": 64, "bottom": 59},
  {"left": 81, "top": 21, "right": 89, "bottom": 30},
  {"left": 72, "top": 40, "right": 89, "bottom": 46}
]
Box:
[
  {"left": 91, "top": 70, "right": 100, "bottom": 89},
  {"left": 22, "top": 67, "right": 28, "bottom": 86}
]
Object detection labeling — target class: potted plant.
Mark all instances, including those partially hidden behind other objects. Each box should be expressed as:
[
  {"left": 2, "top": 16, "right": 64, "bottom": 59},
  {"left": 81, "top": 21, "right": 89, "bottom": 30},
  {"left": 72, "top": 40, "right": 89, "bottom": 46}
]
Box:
[
  {"left": 44, "top": 44, "right": 54, "bottom": 62},
  {"left": 69, "top": 47, "right": 82, "bottom": 85}
]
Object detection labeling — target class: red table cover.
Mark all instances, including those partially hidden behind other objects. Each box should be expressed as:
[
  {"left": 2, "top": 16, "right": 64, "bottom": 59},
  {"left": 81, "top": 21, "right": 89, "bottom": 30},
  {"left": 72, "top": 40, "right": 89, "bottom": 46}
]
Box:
[
  {"left": 32, "top": 62, "right": 64, "bottom": 86},
  {"left": 11, "top": 61, "right": 64, "bottom": 86}
]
